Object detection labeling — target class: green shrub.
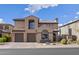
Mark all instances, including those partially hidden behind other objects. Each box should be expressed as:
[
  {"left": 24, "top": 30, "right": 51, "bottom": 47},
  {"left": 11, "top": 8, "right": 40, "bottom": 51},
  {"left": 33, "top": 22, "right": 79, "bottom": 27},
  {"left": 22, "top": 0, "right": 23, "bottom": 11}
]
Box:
[
  {"left": 0, "top": 38, "right": 4, "bottom": 42},
  {"left": 0, "top": 34, "right": 11, "bottom": 43},
  {"left": 2, "top": 37, "right": 7, "bottom": 42},
  {"left": 67, "top": 39, "right": 72, "bottom": 44},
  {"left": 3, "top": 35, "right": 11, "bottom": 42},
  {"left": 60, "top": 39, "right": 67, "bottom": 44},
  {"left": 0, "top": 37, "right": 7, "bottom": 43}
]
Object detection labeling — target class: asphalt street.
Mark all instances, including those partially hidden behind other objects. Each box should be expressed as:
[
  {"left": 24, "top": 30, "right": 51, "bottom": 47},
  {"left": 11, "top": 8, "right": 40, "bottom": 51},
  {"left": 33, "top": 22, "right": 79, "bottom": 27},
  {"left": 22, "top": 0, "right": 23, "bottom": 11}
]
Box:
[{"left": 0, "top": 48, "right": 79, "bottom": 55}]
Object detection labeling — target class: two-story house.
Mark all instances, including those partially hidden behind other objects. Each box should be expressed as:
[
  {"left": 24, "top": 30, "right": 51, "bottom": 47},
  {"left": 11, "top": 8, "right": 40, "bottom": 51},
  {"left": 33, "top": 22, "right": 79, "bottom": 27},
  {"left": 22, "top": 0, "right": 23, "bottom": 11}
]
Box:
[
  {"left": 12, "top": 15, "right": 58, "bottom": 43},
  {"left": 0, "top": 23, "right": 14, "bottom": 37}
]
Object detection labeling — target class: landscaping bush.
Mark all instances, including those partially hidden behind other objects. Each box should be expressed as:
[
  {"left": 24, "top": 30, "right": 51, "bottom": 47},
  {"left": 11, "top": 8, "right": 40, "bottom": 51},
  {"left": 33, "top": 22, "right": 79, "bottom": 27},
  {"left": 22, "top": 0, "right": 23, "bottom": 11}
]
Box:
[
  {"left": 0, "top": 34, "right": 11, "bottom": 43},
  {"left": 0, "top": 37, "right": 7, "bottom": 43},
  {"left": 0, "top": 38, "right": 4, "bottom": 42},
  {"left": 72, "top": 35, "right": 77, "bottom": 41},
  {"left": 3, "top": 37, "right": 7, "bottom": 42},
  {"left": 67, "top": 39, "right": 72, "bottom": 44},
  {"left": 60, "top": 39, "right": 67, "bottom": 44},
  {"left": 3, "top": 35, "right": 11, "bottom": 42}
]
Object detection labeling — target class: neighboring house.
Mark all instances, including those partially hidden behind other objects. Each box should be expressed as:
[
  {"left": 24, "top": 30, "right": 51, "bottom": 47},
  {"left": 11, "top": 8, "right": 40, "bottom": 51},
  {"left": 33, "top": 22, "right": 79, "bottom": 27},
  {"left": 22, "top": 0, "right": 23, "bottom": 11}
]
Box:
[
  {"left": 12, "top": 15, "right": 58, "bottom": 42},
  {"left": 59, "top": 19, "right": 79, "bottom": 40},
  {"left": 0, "top": 23, "right": 14, "bottom": 37}
]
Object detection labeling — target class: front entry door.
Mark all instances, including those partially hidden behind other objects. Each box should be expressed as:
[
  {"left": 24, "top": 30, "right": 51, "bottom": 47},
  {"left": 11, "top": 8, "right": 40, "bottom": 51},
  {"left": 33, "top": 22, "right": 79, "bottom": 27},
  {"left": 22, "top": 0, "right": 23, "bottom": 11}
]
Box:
[
  {"left": 41, "top": 30, "right": 50, "bottom": 43},
  {"left": 53, "top": 32, "right": 57, "bottom": 42}
]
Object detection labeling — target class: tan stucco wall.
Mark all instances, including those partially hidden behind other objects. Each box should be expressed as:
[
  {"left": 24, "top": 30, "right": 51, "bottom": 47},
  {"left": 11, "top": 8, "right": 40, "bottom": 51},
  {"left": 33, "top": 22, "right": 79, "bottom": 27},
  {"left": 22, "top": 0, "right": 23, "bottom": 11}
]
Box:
[
  {"left": 60, "top": 26, "right": 69, "bottom": 35},
  {"left": 60, "top": 21, "right": 79, "bottom": 40},
  {"left": 36, "top": 33, "right": 41, "bottom": 42},
  {"left": 14, "top": 21, "right": 25, "bottom": 29}
]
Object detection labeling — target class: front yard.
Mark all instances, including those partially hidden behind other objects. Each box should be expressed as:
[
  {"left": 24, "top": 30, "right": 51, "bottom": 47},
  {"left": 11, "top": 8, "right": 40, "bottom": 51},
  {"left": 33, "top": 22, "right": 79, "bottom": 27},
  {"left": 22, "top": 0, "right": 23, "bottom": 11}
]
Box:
[
  {"left": 0, "top": 42, "right": 79, "bottom": 49},
  {"left": 0, "top": 34, "right": 79, "bottom": 48}
]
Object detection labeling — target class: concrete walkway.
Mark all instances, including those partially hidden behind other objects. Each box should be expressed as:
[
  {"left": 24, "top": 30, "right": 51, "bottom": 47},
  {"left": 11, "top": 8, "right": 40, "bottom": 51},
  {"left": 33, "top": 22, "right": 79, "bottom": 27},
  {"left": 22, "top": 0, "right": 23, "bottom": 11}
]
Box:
[{"left": 0, "top": 42, "right": 79, "bottom": 49}]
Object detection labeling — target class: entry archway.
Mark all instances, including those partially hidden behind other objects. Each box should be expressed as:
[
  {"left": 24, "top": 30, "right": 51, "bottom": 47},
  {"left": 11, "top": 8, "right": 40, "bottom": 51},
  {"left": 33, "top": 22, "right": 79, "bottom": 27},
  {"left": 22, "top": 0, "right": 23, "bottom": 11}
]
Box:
[{"left": 41, "top": 30, "right": 49, "bottom": 42}]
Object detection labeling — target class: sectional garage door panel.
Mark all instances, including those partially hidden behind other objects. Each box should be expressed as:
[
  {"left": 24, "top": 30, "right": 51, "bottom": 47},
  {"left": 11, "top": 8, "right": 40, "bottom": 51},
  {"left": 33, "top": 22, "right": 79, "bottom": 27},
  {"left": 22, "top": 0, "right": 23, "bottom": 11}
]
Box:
[
  {"left": 27, "top": 33, "right": 36, "bottom": 42},
  {"left": 15, "top": 33, "right": 24, "bottom": 42}
]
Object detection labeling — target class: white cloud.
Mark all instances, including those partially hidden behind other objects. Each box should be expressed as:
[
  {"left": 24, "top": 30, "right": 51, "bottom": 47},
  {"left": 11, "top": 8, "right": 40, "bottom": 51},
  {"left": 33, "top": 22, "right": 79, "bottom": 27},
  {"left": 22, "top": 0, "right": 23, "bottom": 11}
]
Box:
[
  {"left": 74, "top": 16, "right": 78, "bottom": 19},
  {"left": 25, "top": 4, "right": 58, "bottom": 13},
  {"left": 76, "top": 12, "right": 79, "bottom": 15},
  {"left": 58, "top": 24, "right": 63, "bottom": 26},
  {"left": 0, "top": 18, "right": 5, "bottom": 23}
]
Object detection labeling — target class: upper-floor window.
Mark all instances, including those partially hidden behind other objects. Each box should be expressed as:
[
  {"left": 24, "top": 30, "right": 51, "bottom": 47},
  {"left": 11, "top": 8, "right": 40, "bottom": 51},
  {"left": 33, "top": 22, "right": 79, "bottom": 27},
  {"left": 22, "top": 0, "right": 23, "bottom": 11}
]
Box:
[
  {"left": 68, "top": 28, "right": 72, "bottom": 35},
  {"left": 5, "top": 25, "right": 9, "bottom": 30},
  {"left": 28, "top": 20, "right": 35, "bottom": 29}
]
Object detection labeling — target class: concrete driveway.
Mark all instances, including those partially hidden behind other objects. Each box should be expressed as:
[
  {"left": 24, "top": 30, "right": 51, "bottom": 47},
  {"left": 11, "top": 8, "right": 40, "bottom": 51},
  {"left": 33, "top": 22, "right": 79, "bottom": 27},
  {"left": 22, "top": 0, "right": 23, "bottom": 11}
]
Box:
[{"left": 0, "top": 42, "right": 79, "bottom": 49}]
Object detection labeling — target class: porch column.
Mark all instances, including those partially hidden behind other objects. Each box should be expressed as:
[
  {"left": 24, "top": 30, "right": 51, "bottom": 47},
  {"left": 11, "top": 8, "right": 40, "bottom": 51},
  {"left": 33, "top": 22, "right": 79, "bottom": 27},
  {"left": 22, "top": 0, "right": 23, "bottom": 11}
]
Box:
[
  {"left": 24, "top": 33, "right": 27, "bottom": 42},
  {"left": 36, "top": 32, "right": 41, "bottom": 43},
  {"left": 11, "top": 33, "right": 15, "bottom": 42},
  {"left": 49, "top": 32, "right": 53, "bottom": 42}
]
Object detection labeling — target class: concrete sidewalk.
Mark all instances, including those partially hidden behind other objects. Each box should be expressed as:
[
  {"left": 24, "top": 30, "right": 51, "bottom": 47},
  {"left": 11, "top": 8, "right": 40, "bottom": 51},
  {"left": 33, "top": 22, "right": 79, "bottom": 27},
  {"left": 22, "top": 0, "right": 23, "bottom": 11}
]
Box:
[{"left": 0, "top": 42, "right": 79, "bottom": 49}]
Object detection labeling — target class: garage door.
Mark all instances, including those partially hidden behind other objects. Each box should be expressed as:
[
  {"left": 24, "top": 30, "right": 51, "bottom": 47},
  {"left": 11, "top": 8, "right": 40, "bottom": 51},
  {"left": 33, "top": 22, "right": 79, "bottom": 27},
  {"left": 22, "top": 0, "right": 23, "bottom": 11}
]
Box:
[
  {"left": 27, "top": 33, "right": 36, "bottom": 42},
  {"left": 15, "top": 33, "right": 24, "bottom": 42}
]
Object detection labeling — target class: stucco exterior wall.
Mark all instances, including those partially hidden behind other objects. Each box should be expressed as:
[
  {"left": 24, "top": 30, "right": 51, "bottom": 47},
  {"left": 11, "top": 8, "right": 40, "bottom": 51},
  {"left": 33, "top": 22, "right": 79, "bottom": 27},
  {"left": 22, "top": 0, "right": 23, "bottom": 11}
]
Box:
[
  {"left": 14, "top": 21, "right": 25, "bottom": 29},
  {"left": 60, "top": 21, "right": 79, "bottom": 40},
  {"left": 60, "top": 26, "right": 69, "bottom": 35}
]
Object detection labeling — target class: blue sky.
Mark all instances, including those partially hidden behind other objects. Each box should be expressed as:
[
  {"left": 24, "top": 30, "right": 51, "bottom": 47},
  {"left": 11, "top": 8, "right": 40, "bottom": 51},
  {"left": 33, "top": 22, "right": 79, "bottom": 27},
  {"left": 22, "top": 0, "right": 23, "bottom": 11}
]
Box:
[{"left": 0, "top": 4, "right": 79, "bottom": 25}]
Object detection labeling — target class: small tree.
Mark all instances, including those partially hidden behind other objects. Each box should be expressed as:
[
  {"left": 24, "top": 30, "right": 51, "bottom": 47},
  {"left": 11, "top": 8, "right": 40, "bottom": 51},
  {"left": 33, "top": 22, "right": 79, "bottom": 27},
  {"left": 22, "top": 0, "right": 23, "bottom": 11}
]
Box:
[{"left": 3, "top": 34, "right": 11, "bottom": 42}]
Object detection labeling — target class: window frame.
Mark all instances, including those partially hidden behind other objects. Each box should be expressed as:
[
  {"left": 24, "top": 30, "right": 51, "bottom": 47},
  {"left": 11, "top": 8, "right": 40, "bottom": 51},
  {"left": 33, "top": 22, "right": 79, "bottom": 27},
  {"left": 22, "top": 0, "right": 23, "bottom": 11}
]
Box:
[{"left": 28, "top": 20, "right": 35, "bottom": 29}]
